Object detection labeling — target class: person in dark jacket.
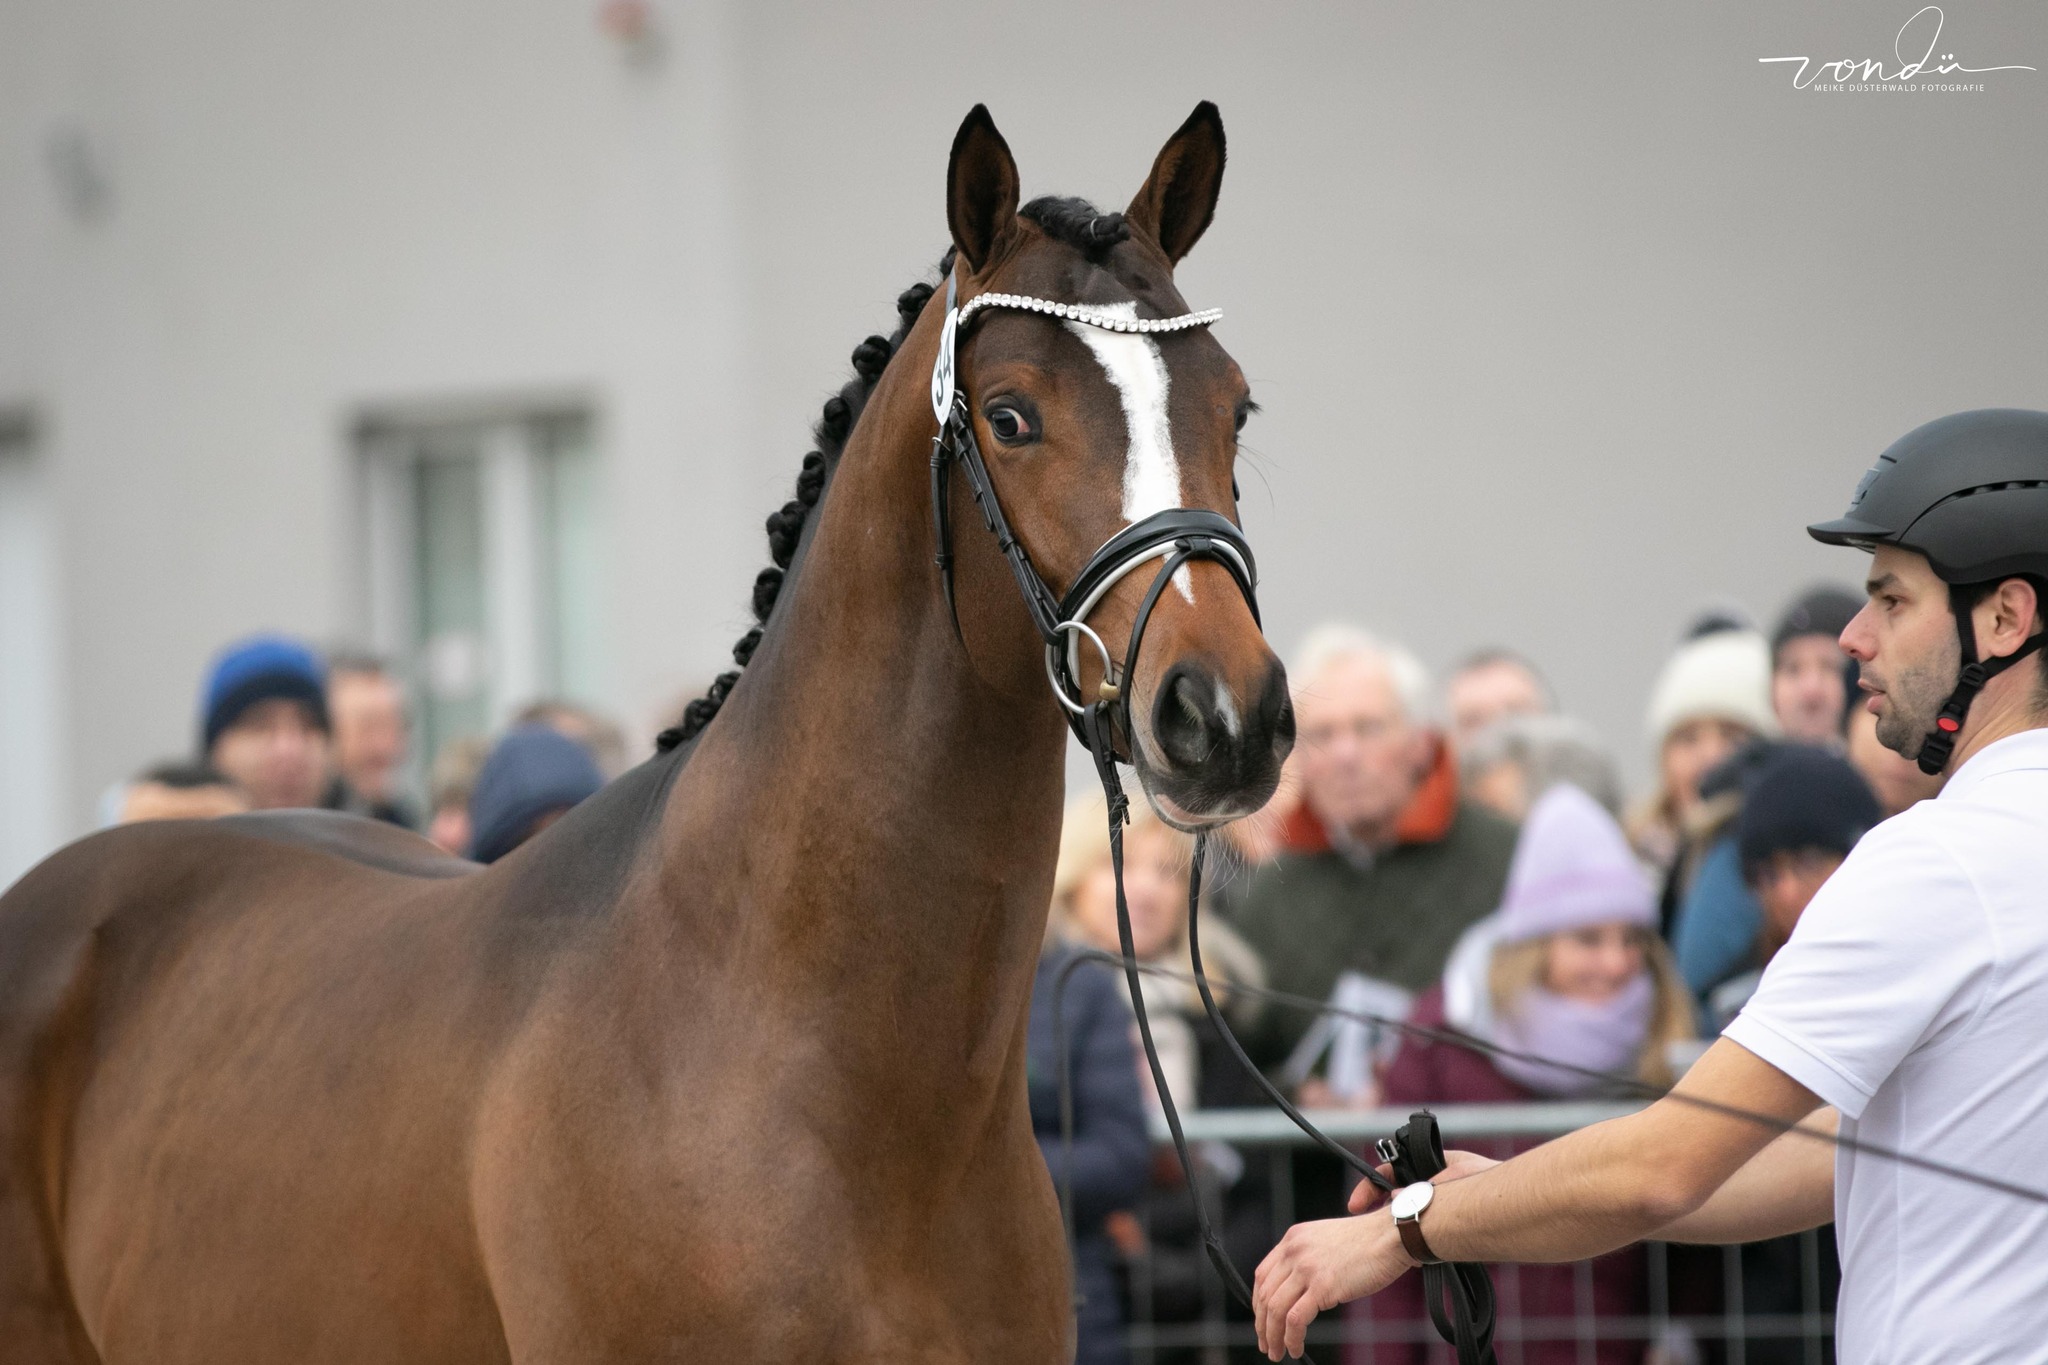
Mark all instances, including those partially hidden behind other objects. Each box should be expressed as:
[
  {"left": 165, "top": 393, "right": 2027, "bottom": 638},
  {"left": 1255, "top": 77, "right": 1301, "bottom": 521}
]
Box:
[
  {"left": 1052, "top": 792, "right": 1278, "bottom": 1353},
  {"left": 466, "top": 724, "right": 605, "bottom": 864},
  {"left": 1348, "top": 784, "right": 1694, "bottom": 1364},
  {"left": 1029, "top": 939, "right": 1152, "bottom": 1365}
]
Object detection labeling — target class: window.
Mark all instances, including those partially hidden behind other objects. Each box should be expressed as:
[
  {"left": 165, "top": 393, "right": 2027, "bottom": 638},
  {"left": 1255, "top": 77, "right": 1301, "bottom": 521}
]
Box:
[
  {"left": 0, "top": 408, "right": 64, "bottom": 883},
  {"left": 358, "top": 406, "right": 606, "bottom": 773}
]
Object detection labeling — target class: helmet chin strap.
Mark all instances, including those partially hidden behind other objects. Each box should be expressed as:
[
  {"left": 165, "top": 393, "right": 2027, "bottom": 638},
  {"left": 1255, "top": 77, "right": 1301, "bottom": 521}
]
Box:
[{"left": 1917, "top": 587, "right": 2048, "bottom": 775}]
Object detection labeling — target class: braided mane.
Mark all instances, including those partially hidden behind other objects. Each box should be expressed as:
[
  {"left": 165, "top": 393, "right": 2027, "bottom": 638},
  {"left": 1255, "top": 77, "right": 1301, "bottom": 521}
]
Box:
[{"left": 655, "top": 254, "right": 954, "bottom": 751}]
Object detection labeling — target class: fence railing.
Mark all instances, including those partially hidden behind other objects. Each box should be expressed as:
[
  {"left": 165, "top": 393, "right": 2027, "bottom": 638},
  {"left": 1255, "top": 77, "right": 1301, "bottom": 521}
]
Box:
[{"left": 1108, "top": 1103, "right": 1835, "bottom": 1365}]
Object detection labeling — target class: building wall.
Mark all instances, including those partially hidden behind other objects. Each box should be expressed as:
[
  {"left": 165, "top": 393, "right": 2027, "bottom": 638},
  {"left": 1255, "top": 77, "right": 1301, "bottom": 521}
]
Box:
[{"left": 2, "top": 0, "right": 2044, "bottom": 867}]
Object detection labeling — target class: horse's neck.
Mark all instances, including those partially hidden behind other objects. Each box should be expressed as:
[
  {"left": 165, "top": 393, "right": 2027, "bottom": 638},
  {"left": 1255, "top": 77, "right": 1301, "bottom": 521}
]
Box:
[{"left": 653, "top": 383, "right": 1069, "bottom": 1112}]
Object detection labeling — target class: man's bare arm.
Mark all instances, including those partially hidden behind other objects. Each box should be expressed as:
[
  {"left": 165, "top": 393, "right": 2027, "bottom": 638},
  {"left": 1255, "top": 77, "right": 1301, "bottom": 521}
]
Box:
[
  {"left": 1254, "top": 1039, "right": 1821, "bottom": 1358},
  {"left": 1408, "top": 1039, "right": 1821, "bottom": 1264},
  {"left": 1654, "top": 1107, "right": 1836, "bottom": 1244}
]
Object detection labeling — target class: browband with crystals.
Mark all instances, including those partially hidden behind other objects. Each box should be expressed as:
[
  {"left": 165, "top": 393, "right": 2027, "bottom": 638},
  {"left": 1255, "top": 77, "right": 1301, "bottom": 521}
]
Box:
[
  {"left": 930, "top": 284, "right": 1222, "bottom": 431},
  {"left": 955, "top": 292, "right": 1223, "bottom": 334}
]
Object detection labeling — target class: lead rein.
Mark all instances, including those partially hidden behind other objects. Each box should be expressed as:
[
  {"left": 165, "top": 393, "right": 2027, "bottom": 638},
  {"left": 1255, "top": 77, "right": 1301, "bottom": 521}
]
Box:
[{"left": 1080, "top": 700, "right": 1498, "bottom": 1365}]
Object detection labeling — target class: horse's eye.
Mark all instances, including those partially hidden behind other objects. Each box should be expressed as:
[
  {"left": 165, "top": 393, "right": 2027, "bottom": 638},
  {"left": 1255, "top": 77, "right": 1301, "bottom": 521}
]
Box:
[{"left": 986, "top": 405, "right": 1034, "bottom": 445}]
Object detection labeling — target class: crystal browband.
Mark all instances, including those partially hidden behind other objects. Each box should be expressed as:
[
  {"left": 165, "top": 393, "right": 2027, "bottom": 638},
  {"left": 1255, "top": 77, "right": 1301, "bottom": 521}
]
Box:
[{"left": 954, "top": 292, "right": 1223, "bottom": 334}]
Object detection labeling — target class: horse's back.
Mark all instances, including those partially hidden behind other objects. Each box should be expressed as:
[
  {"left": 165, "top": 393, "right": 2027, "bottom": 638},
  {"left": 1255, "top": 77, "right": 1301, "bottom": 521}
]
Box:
[{"left": 0, "top": 815, "right": 515, "bottom": 1363}]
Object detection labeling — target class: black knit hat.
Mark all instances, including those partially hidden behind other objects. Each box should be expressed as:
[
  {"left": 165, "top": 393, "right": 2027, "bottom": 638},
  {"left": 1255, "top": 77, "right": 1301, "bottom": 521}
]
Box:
[
  {"left": 1770, "top": 586, "right": 1862, "bottom": 660},
  {"left": 1737, "top": 745, "right": 1881, "bottom": 877}
]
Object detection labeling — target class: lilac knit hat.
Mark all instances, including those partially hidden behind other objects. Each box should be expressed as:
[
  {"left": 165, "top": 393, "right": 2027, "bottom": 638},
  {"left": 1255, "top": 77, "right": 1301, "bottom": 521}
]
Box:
[{"left": 1495, "top": 783, "right": 1656, "bottom": 943}]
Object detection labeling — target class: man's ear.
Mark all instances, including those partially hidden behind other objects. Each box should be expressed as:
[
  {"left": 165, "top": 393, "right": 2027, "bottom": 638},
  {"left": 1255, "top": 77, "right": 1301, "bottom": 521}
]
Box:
[
  {"left": 1125, "top": 101, "right": 1226, "bottom": 266},
  {"left": 1986, "top": 576, "right": 2046, "bottom": 654},
  {"left": 947, "top": 105, "right": 1020, "bottom": 276}
]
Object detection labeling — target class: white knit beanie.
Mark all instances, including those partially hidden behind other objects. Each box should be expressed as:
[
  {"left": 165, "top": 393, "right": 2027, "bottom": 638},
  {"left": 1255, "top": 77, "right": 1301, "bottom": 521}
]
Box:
[{"left": 1645, "top": 629, "right": 1776, "bottom": 746}]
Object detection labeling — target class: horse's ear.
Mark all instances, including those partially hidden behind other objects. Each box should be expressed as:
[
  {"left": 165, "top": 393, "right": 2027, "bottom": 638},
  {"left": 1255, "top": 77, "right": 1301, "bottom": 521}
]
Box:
[
  {"left": 947, "top": 105, "right": 1020, "bottom": 276},
  {"left": 1126, "top": 101, "right": 1226, "bottom": 266}
]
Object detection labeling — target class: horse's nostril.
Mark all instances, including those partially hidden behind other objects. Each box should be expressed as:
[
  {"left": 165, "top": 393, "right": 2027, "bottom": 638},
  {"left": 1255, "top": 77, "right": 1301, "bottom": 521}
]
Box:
[
  {"left": 1267, "top": 679, "right": 1296, "bottom": 751},
  {"left": 1153, "top": 668, "right": 1218, "bottom": 770}
]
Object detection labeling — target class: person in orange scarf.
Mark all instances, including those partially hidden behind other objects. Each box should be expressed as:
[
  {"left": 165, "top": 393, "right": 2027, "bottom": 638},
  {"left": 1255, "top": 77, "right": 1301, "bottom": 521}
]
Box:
[{"left": 1223, "top": 626, "right": 1518, "bottom": 1084}]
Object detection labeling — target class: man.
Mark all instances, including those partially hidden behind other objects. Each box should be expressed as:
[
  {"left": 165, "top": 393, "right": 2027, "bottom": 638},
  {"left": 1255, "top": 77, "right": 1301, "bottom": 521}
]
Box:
[
  {"left": 199, "top": 634, "right": 332, "bottom": 810},
  {"left": 1443, "top": 648, "right": 1553, "bottom": 751},
  {"left": 1770, "top": 586, "right": 1862, "bottom": 744},
  {"left": 1253, "top": 409, "right": 2048, "bottom": 1364},
  {"left": 1226, "top": 626, "right": 1518, "bottom": 1072},
  {"left": 325, "top": 653, "right": 416, "bottom": 827}
]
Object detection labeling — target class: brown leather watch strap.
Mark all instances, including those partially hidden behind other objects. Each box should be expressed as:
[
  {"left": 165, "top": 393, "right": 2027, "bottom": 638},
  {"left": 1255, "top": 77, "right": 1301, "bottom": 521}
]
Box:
[{"left": 1396, "top": 1212, "right": 1442, "bottom": 1266}]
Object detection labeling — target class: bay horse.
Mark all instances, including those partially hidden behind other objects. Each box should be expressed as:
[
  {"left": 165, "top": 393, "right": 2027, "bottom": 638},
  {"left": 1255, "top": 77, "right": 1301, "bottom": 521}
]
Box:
[{"left": 0, "top": 103, "right": 1290, "bottom": 1363}]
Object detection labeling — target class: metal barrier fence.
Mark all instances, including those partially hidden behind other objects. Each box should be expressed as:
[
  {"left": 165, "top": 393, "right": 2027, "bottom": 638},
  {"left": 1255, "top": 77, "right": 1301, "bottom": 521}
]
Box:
[{"left": 1110, "top": 1103, "right": 1835, "bottom": 1365}]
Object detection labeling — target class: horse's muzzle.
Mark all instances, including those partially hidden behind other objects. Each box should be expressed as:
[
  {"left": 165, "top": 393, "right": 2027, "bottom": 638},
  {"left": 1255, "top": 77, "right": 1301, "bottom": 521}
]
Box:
[{"left": 1142, "top": 656, "right": 1293, "bottom": 824}]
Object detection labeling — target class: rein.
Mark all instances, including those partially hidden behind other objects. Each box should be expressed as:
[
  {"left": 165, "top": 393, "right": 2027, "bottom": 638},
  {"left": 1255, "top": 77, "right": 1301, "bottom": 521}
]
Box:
[{"left": 928, "top": 278, "right": 1497, "bottom": 1363}]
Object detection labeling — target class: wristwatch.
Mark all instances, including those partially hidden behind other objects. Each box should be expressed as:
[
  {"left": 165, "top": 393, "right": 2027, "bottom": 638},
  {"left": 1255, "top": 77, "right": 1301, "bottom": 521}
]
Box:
[{"left": 1388, "top": 1181, "right": 1442, "bottom": 1266}]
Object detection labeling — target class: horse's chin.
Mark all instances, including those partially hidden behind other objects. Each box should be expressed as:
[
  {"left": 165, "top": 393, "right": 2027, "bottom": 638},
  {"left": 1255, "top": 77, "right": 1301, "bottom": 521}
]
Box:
[{"left": 1134, "top": 768, "right": 1274, "bottom": 833}]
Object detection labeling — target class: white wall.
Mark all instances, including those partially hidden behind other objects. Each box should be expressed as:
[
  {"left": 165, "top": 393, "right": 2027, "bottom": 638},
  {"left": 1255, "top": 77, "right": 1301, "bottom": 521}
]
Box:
[
  {"left": 0, "top": 416, "right": 65, "bottom": 882},
  {"left": 2, "top": 0, "right": 2044, "bottom": 854}
]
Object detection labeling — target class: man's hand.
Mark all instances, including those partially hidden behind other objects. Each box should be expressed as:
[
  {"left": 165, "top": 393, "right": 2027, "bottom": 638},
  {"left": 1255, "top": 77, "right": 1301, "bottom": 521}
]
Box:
[{"left": 1252, "top": 1207, "right": 1410, "bottom": 1361}]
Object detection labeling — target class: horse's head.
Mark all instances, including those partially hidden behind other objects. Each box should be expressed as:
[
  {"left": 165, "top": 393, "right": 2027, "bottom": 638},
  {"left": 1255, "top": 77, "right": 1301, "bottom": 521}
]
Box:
[{"left": 937, "top": 103, "right": 1291, "bottom": 827}]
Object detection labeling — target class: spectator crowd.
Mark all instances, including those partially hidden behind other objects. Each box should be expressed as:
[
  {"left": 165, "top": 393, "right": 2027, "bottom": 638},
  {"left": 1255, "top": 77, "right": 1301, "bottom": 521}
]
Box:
[
  {"left": 82, "top": 580, "right": 1908, "bottom": 1364},
  {"left": 103, "top": 631, "right": 621, "bottom": 869},
  {"left": 1029, "top": 586, "right": 1917, "bottom": 1364}
]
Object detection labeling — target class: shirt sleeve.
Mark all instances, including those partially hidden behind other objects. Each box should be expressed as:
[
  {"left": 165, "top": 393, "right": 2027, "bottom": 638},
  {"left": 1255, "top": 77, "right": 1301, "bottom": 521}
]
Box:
[{"left": 1722, "top": 813, "right": 1992, "bottom": 1120}]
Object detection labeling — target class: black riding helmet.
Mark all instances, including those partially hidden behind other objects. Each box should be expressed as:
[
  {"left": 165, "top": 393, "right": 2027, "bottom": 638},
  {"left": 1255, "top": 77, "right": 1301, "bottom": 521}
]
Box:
[{"left": 1809, "top": 408, "right": 2048, "bottom": 775}]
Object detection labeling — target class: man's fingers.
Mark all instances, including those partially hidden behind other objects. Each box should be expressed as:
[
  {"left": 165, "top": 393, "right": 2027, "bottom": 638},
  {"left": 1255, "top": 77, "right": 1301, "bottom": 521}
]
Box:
[
  {"left": 1285, "top": 1278, "right": 1326, "bottom": 1358},
  {"left": 1261, "top": 1268, "right": 1310, "bottom": 1365},
  {"left": 1348, "top": 1164, "right": 1398, "bottom": 1214}
]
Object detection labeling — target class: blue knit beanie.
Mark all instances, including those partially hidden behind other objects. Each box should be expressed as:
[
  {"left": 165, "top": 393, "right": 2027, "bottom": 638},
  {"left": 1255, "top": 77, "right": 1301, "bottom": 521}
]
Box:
[
  {"left": 200, "top": 634, "right": 329, "bottom": 754},
  {"left": 467, "top": 724, "right": 605, "bottom": 864}
]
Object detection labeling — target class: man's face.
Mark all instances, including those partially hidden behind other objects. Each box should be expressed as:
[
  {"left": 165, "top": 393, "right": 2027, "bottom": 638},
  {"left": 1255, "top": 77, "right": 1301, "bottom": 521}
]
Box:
[
  {"left": 1772, "top": 634, "right": 1849, "bottom": 744},
  {"left": 1293, "top": 654, "right": 1431, "bottom": 842},
  {"left": 1445, "top": 660, "right": 1547, "bottom": 749},
  {"left": 1748, "top": 847, "right": 1844, "bottom": 944},
  {"left": 329, "top": 671, "right": 408, "bottom": 801},
  {"left": 1841, "top": 546, "right": 1960, "bottom": 762},
  {"left": 209, "top": 698, "right": 330, "bottom": 810}
]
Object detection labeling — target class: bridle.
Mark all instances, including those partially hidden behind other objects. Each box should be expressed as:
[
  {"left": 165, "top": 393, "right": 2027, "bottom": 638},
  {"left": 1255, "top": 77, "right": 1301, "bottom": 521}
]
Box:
[
  {"left": 927, "top": 274, "right": 1498, "bottom": 1363},
  {"left": 927, "top": 276, "right": 1258, "bottom": 756}
]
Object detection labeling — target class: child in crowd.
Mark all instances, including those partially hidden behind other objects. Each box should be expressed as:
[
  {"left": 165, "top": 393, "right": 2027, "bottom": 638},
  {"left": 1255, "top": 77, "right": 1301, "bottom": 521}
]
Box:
[{"left": 1350, "top": 783, "right": 1694, "bottom": 1364}]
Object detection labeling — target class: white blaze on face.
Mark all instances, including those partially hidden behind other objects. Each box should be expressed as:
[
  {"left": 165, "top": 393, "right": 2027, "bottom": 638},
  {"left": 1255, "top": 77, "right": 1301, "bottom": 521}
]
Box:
[{"left": 1064, "top": 302, "right": 1194, "bottom": 602}]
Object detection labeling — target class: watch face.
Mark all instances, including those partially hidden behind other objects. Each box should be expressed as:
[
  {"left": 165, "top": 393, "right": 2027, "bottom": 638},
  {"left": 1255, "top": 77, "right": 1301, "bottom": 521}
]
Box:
[{"left": 1390, "top": 1181, "right": 1434, "bottom": 1220}]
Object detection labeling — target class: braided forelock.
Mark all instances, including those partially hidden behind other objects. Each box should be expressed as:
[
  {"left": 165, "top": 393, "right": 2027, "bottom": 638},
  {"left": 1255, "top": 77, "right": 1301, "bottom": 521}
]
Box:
[
  {"left": 655, "top": 250, "right": 956, "bottom": 752},
  {"left": 1018, "top": 196, "right": 1129, "bottom": 262}
]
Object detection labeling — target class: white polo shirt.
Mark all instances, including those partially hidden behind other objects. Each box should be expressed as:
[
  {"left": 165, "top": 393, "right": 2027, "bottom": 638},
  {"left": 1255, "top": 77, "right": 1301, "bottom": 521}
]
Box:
[{"left": 1725, "top": 727, "right": 2048, "bottom": 1364}]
